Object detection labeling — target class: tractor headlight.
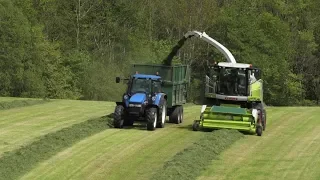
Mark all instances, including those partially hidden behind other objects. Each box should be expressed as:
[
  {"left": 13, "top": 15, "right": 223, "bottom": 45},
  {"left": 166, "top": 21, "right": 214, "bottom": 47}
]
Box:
[
  {"left": 152, "top": 96, "right": 156, "bottom": 101},
  {"left": 123, "top": 95, "right": 129, "bottom": 100}
]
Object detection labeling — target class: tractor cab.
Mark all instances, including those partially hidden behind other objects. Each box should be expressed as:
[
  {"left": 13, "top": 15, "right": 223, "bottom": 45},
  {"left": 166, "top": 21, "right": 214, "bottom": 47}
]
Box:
[{"left": 127, "top": 74, "right": 162, "bottom": 96}]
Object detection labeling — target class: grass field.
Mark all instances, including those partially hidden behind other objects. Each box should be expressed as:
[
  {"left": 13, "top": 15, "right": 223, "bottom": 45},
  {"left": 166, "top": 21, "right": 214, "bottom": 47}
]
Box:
[
  {"left": 198, "top": 107, "right": 320, "bottom": 180},
  {"left": 0, "top": 99, "right": 113, "bottom": 157},
  {"left": 1, "top": 97, "right": 320, "bottom": 180}
]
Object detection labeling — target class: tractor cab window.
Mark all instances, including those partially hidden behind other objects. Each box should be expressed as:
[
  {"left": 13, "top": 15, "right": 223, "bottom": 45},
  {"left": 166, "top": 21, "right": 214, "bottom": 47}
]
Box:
[
  {"left": 130, "top": 78, "right": 151, "bottom": 94},
  {"left": 152, "top": 81, "right": 161, "bottom": 93}
]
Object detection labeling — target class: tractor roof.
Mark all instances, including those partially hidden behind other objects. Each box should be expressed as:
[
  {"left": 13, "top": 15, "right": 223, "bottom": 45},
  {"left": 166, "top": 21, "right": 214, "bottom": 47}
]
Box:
[
  {"left": 133, "top": 74, "right": 161, "bottom": 80},
  {"left": 218, "top": 62, "right": 251, "bottom": 68}
]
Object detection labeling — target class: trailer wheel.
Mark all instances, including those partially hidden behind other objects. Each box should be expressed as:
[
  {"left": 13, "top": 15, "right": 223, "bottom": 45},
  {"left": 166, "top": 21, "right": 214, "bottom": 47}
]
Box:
[
  {"left": 114, "top": 105, "right": 125, "bottom": 128},
  {"left": 157, "top": 100, "right": 167, "bottom": 128},
  {"left": 180, "top": 106, "right": 184, "bottom": 123},
  {"left": 192, "top": 120, "right": 200, "bottom": 131},
  {"left": 169, "top": 106, "right": 180, "bottom": 124},
  {"left": 146, "top": 107, "right": 157, "bottom": 131}
]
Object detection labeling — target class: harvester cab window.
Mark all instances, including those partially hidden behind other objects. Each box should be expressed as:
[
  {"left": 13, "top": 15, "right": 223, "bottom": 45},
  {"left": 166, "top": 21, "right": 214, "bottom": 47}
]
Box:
[
  {"left": 219, "top": 67, "right": 248, "bottom": 96},
  {"left": 130, "top": 78, "right": 151, "bottom": 94}
]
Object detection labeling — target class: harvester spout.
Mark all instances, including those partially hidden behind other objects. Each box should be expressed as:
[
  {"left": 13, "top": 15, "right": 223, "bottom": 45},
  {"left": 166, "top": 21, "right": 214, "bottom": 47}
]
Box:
[
  {"left": 163, "top": 31, "right": 237, "bottom": 66},
  {"left": 184, "top": 31, "right": 237, "bottom": 64}
]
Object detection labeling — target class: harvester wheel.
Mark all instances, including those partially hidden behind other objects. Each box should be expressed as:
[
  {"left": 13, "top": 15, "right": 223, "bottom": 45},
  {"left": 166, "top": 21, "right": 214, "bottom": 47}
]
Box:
[
  {"left": 146, "top": 107, "right": 157, "bottom": 131},
  {"left": 262, "top": 109, "right": 267, "bottom": 131},
  {"left": 256, "top": 126, "right": 262, "bottom": 136},
  {"left": 114, "top": 105, "right": 125, "bottom": 128},
  {"left": 157, "top": 100, "right": 167, "bottom": 128},
  {"left": 192, "top": 120, "right": 200, "bottom": 131}
]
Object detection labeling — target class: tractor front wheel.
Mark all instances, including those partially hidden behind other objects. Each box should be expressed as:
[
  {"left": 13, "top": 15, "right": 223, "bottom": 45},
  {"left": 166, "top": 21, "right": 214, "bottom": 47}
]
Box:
[{"left": 114, "top": 105, "right": 125, "bottom": 128}]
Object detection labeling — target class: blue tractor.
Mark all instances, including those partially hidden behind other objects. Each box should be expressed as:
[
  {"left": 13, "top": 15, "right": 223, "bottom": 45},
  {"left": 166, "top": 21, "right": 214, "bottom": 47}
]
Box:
[
  {"left": 114, "top": 74, "right": 168, "bottom": 131},
  {"left": 114, "top": 64, "right": 190, "bottom": 131}
]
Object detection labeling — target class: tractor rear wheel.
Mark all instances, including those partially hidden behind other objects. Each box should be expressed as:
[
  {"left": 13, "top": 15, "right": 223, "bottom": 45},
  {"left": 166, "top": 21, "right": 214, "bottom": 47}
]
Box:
[
  {"left": 157, "top": 100, "right": 167, "bottom": 128},
  {"left": 146, "top": 107, "right": 157, "bottom": 131},
  {"left": 114, "top": 105, "right": 125, "bottom": 128}
]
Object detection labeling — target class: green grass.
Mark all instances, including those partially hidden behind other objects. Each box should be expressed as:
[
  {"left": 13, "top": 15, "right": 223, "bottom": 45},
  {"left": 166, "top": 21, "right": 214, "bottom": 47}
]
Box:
[
  {"left": 0, "top": 99, "right": 114, "bottom": 156},
  {"left": 0, "top": 116, "right": 112, "bottom": 180},
  {"left": 0, "top": 99, "right": 50, "bottom": 110},
  {"left": 198, "top": 107, "right": 320, "bottom": 180},
  {"left": 20, "top": 106, "right": 204, "bottom": 180},
  {"left": 2, "top": 98, "right": 320, "bottom": 180},
  {"left": 152, "top": 129, "right": 243, "bottom": 180}
]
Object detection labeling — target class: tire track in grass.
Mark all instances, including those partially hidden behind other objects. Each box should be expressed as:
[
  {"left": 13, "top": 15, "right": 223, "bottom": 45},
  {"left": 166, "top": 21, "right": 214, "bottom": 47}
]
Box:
[
  {"left": 20, "top": 106, "right": 204, "bottom": 180},
  {"left": 0, "top": 116, "right": 113, "bottom": 180}
]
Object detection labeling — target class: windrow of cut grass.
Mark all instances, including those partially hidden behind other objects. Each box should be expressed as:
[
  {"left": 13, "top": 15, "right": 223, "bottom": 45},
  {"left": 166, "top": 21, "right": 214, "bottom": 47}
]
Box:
[
  {"left": 151, "top": 129, "right": 244, "bottom": 180},
  {"left": 0, "top": 99, "right": 50, "bottom": 110},
  {"left": 0, "top": 115, "right": 113, "bottom": 180}
]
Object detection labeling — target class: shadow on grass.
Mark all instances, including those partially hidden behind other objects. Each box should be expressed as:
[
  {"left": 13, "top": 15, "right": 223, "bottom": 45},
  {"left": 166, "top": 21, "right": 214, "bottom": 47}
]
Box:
[
  {"left": 106, "top": 113, "right": 149, "bottom": 131},
  {"left": 176, "top": 124, "right": 257, "bottom": 136}
]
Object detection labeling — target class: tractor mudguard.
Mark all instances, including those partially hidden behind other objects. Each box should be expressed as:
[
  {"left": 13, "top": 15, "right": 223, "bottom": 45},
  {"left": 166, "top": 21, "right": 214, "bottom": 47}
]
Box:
[{"left": 154, "top": 93, "right": 166, "bottom": 106}]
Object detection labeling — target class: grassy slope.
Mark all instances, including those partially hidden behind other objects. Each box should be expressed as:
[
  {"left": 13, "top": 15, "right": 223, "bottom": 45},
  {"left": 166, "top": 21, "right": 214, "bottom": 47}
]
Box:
[
  {"left": 198, "top": 107, "right": 320, "bottom": 180},
  {"left": 0, "top": 97, "right": 36, "bottom": 102},
  {"left": 21, "top": 105, "right": 204, "bottom": 180},
  {"left": 0, "top": 99, "right": 114, "bottom": 157}
]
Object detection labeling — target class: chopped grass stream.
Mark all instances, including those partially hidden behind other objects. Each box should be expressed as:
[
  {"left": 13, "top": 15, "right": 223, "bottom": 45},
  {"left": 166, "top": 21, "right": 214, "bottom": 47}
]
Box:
[
  {"left": 152, "top": 129, "right": 244, "bottom": 180},
  {"left": 0, "top": 115, "right": 113, "bottom": 180}
]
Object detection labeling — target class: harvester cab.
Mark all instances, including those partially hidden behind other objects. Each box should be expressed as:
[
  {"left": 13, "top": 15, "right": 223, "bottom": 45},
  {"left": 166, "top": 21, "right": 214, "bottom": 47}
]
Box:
[{"left": 182, "top": 31, "right": 266, "bottom": 136}]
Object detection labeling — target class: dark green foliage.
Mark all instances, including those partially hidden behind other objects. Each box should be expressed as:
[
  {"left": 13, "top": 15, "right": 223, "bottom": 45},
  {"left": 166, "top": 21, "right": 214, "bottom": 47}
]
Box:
[
  {"left": 0, "top": 0, "right": 320, "bottom": 105},
  {"left": 0, "top": 99, "right": 50, "bottom": 110},
  {"left": 152, "top": 129, "right": 244, "bottom": 180},
  {"left": 0, "top": 116, "right": 112, "bottom": 180}
]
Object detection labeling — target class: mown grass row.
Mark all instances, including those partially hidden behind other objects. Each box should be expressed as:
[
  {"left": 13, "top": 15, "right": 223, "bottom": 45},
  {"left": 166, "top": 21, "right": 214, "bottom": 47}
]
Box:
[
  {"left": 0, "top": 115, "right": 113, "bottom": 180},
  {"left": 152, "top": 129, "right": 244, "bottom": 180},
  {"left": 0, "top": 99, "right": 50, "bottom": 110}
]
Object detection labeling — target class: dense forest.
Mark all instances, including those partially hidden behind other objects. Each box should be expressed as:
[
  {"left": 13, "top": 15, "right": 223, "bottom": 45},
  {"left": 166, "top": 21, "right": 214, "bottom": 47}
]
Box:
[{"left": 1, "top": 0, "right": 320, "bottom": 106}]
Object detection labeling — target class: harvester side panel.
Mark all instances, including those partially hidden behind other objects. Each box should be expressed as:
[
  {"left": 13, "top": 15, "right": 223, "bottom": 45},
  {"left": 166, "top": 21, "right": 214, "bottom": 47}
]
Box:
[{"left": 249, "top": 79, "right": 263, "bottom": 102}]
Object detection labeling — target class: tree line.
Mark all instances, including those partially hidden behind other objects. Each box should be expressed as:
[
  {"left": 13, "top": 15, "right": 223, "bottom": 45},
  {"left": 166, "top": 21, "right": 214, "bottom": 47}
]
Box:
[{"left": 0, "top": 0, "right": 319, "bottom": 105}]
